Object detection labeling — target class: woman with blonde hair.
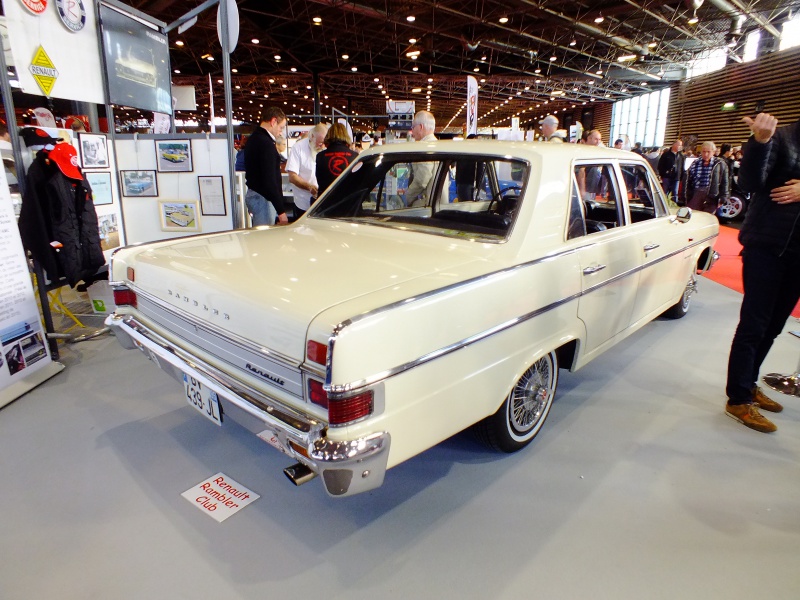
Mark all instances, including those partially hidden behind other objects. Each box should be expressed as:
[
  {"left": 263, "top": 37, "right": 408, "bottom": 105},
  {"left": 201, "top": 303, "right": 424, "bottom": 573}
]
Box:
[{"left": 315, "top": 123, "right": 358, "bottom": 197}]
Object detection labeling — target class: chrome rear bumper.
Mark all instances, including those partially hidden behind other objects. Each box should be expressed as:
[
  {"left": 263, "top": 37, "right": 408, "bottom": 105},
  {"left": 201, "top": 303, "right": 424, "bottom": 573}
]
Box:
[{"left": 105, "top": 313, "right": 390, "bottom": 497}]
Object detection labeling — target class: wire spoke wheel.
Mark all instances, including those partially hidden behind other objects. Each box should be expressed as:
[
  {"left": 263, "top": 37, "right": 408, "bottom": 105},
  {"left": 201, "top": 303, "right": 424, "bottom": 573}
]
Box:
[{"left": 473, "top": 351, "right": 559, "bottom": 452}]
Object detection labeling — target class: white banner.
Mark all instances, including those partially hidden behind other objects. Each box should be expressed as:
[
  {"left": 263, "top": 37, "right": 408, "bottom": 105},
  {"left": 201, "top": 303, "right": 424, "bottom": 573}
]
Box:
[
  {"left": 3, "top": 0, "right": 105, "bottom": 103},
  {"left": 466, "top": 76, "right": 478, "bottom": 137},
  {"left": 0, "top": 161, "right": 63, "bottom": 408}
]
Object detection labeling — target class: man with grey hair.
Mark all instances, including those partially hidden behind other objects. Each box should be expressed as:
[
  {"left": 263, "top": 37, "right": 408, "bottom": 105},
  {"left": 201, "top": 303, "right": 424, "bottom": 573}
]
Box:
[
  {"left": 405, "top": 110, "right": 438, "bottom": 206},
  {"left": 286, "top": 122, "right": 329, "bottom": 217},
  {"left": 539, "top": 114, "right": 563, "bottom": 142},
  {"left": 681, "top": 140, "right": 729, "bottom": 214}
]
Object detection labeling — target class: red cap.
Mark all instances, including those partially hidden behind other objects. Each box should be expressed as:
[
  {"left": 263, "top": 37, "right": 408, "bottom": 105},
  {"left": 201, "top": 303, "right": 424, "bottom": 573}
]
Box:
[{"left": 48, "top": 143, "right": 83, "bottom": 180}]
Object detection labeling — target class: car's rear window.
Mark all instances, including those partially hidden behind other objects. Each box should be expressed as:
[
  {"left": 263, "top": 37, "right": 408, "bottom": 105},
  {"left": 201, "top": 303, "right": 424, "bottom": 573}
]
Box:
[{"left": 309, "top": 153, "right": 529, "bottom": 240}]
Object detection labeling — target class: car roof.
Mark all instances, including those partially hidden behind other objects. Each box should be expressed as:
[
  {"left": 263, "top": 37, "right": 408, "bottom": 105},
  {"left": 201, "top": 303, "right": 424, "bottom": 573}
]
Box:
[{"left": 358, "top": 139, "right": 644, "bottom": 163}]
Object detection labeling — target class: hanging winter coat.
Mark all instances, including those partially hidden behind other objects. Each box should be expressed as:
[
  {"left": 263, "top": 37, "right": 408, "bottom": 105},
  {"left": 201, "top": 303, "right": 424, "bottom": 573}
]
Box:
[
  {"left": 18, "top": 152, "right": 63, "bottom": 281},
  {"left": 46, "top": 171, "right": 105, "bottom": 286}
]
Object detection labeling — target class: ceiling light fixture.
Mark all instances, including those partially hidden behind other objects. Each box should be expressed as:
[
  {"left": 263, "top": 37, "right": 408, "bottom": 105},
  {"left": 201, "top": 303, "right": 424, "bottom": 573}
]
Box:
[
  {"left": 274, "top": 54, "right": 281, "bottom": 61},
  {"left": 618, "top": 54, "right": 637, "bottom": 62},
  {"left": 251, "top": 38, "right": 259, "bottom": 44},
  {"left": 406, "top": 15, "right": 415, "bottom": 22},
  {"left": 175, "top": 40, "right": 184, "bottom": 47},
  {"left": 312, "top": 16, "right": 322, "bottom": 23},
  {"left": 409, "top": 38, "right": 417, "bottom": 44},
  {"left": 570, "top": 38, "right": 577, "bottom": 47},
  {"left": 594, "top": 14, "right": 604, "bottom": 24},
  {"left": 342, "top": 54, "right": 349, "bottom": 59},
  {"left": 499, "top": 17, "right": 509, "bottom": 24},
  {"left": 550, "top": 55, "right": 557, "bottom": 61},
  {"left": 688, "top": 12, "right": 699, "bottom": 25}
]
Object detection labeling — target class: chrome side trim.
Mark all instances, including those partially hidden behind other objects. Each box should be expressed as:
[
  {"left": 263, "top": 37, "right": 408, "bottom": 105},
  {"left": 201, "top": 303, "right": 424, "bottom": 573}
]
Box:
[{"left": 326, "top": 231, "right": 719, "bottom": 393}]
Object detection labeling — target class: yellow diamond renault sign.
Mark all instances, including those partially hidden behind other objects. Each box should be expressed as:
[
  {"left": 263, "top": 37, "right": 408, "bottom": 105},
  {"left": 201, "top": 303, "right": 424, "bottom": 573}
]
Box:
[{"left": 29, "top": 46, "right": 59, "bottom": 96}]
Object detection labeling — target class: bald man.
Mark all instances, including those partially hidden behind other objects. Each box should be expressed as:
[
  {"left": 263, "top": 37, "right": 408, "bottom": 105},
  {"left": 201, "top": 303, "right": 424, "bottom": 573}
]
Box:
[{"left": 405, "top": 110, "right": 438, "bottom": 206}]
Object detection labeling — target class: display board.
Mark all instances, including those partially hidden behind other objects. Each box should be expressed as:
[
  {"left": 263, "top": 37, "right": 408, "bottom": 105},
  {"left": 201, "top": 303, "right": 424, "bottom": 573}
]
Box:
[
  {"left": 115, "top": 134, "right": 234, "bottom": 244},
  {"left": 2, "top": 0, "right": 105, "bottom": 103},
  {"left": 99, "top": 3, "right": 172, "bottom": 115},
  {"left": 0, "top": 158, "right": 63, "bottom": 408}
]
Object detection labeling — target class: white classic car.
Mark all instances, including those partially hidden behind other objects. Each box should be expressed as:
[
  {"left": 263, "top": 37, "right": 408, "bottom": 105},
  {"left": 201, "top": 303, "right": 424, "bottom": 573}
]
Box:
[{"left": 106, "top": 141, "right": 719, "bottom": 497}]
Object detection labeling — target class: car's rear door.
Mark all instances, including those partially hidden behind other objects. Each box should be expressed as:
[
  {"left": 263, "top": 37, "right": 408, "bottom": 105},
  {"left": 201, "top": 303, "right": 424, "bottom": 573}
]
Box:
[{"left": 571, "top": 161, "right": 642, "bottom": 354}]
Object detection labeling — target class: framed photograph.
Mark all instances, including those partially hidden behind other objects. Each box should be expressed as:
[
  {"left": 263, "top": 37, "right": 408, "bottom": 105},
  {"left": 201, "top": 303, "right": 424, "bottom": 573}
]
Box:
[
  {"left": 85, "top": 172, "right": 113, "bottom": 206},
  {"left": 120, "top": 170, "right": 158, "bottom": 197},
  {"left": 156, "top": 140, "right": 193, "bottom": 173},
  {"left": 198, "top": 175, "right": 227, "bottom": 216},
  {"left": 78, "top": 133, "right": 109, "bottom": 169},
  {"left": 158, "top": 200, "right": 200, "bottom": 232}
]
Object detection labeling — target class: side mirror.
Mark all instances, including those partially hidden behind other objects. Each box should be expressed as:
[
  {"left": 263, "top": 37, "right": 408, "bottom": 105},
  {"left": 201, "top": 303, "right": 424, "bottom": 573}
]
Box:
[{"left": 675, "top": 206, "right": 691, "bottom": 223}]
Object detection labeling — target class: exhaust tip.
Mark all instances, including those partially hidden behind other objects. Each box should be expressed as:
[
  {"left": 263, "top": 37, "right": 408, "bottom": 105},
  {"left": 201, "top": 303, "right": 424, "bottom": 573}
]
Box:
[{"left": 284, "top": 463, "right": 317, "bottom": 486}]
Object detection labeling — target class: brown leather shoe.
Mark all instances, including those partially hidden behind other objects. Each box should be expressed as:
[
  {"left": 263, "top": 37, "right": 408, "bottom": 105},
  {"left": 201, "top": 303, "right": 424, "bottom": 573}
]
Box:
[
  {"left": 752, "top": 386, "right": 783, "bottom": 413},
  {"left": 726, "top": 402, "right": 777, "bottom": 433}
]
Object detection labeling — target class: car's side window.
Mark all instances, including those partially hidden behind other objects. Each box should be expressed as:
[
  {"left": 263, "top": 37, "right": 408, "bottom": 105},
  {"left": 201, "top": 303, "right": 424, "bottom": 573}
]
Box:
[
  {"left": 567, "top": 174, "right": 586, "bottom": 240},
  {"left": 619, "top": 163, "right": 667, "bottom": 222},
  {"left": 575, "top": 163, "right": 623, "bottom": 233}
]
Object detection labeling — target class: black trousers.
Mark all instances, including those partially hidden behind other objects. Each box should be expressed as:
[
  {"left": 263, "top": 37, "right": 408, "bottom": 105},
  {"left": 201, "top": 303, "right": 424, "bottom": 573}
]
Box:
[{"left": 726, "top": 245, "right": 800, "bottom": 404}]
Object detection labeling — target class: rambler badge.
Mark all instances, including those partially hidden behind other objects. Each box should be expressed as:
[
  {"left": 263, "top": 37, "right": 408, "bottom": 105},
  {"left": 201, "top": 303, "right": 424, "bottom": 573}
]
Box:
[{"left": 56, "top": 0, "right": 87, "bottom": 32}]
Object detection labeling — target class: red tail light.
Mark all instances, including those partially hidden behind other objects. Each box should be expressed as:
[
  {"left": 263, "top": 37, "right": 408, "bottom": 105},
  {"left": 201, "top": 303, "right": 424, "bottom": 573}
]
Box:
[
  {"left": 328, "top": 391, "right": 373, "bottom": 425},
  {"left": 308, "top": 379, "right": 329, "bottom": 409},
  {"left": 113, "top": 288, "right": 137, "bottom": 308}
]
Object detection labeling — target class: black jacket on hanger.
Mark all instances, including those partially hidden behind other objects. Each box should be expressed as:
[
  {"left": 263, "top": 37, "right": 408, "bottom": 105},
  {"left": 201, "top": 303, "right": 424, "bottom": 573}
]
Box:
[{"left": 18, "top": 150, "right": 105, "bottom": 287}]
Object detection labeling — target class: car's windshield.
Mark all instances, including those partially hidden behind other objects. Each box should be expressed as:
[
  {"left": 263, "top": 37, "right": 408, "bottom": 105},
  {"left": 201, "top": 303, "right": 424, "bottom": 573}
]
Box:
[{"left": 309, "top": 152, "right": 529, "bottom": 241}]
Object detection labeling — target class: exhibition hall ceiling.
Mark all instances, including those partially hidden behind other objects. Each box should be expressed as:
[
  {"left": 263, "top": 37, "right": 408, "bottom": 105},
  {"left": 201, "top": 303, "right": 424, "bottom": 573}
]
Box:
[{"left": 131, "top": 0, "right": 798, "bottom": 129}]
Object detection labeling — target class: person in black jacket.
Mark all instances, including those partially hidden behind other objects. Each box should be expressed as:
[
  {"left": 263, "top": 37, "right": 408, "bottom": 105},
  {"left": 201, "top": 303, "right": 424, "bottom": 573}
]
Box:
[
  {"left": 657, "top": 139, "right": 684, "bottom": 202},
  {"left": 315, "top": 123, "right": 357, "bottom": 198},
  {"left": 724, "top": 113, "right": 800, "bottom": 433},
  {"left": 244, "top": 107, "right": 287, "bottom": 226}
]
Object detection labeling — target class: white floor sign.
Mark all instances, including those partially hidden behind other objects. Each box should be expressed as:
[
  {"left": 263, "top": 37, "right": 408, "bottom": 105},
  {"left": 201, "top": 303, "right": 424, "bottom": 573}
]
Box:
[{"left": 181, "top": 473, "right": 259, "bottom": 523}]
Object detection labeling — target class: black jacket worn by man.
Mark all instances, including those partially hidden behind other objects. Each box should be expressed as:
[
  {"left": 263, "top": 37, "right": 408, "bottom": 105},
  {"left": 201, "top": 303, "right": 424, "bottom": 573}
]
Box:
[
  {"left": 738, "top": 118, "right": 800, "bottom": 255},
  {"left": 315, "top": 141, "right": 358, "bottom": 196},
  {"left": 243, "top": 125, "right": 285, "bottom": 215},
  {"left": 657, "top": 148, "right": 685, "bottom": 181}
]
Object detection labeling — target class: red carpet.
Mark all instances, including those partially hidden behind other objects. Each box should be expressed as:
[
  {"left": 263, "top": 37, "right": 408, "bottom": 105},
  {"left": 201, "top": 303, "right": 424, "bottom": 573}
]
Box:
[{"left": 702, "top": 225, "right": 800, "bottom": 318}]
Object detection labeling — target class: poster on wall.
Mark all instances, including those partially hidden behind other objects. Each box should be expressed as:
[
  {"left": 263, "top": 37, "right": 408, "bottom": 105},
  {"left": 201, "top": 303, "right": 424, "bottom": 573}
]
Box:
[
  {"left": 86, "top": 172, "right": 113, "bottom": 205},
  {"left": 159, "top": 200, "right": 200, "bottom": 232},
  {"left": 2, "top": 0, "right": 105, "bottom": 103},
  {"left": 99, "top": 3, "right": 172, "bottom": 115},
  {"left": 78, "top": 133, "right": 109, "bottom": 169},
  {"left": 0, "top": 158, "right": 63, "bottom": 408},
  {"left": 156, "top": 140, "right": 193, "bottom": 172}
]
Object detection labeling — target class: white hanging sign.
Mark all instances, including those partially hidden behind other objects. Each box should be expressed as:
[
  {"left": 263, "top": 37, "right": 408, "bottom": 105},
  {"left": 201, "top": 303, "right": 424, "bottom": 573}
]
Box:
[{"left": 4, "top": 0, "right": 104, "bottom": 103}]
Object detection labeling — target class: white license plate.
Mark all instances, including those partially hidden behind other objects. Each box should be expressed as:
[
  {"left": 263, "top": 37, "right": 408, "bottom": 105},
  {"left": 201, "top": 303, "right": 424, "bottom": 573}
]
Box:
[{"left": 183, "top": 373, "right": 222, "bottom": 426}]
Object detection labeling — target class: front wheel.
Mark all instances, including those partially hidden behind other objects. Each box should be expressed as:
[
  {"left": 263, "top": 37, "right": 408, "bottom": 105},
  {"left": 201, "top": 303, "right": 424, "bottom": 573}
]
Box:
[
  {"left": 473, "top": 351, "right": 559, "bottom": 452},
  {"left": 663, "top": 275, "right": 696, "bottom": 319}
]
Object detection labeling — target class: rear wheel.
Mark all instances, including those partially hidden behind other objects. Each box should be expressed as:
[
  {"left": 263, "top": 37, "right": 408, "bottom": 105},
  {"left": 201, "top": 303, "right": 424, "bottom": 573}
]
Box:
[{"left": 474, "top": 351, "right": 558, "bottom": 452}]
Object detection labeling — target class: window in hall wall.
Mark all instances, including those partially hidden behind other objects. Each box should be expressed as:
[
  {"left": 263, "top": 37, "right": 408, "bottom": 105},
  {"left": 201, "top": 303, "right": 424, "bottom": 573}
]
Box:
[
  {"left": 743, "top": 29, "right": 761, "bottom": 62},
  {"left": 610, "top": 87, "right": 670, "bottom": 149},
  {"left": 687, "top": 47, "right": 727, "bottom": 78},
  {"left": 780, "top": 12, "right": 800, "bottom": 51}
]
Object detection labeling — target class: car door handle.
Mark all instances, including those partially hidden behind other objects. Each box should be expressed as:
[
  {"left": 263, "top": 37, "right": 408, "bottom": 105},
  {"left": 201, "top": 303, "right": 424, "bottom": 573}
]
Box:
[
  {"left": 643, "top": 243, "right": 660, "bottom": 252},
  {"left": 582, "top": 264, "right": 607, "bottom": 275}
]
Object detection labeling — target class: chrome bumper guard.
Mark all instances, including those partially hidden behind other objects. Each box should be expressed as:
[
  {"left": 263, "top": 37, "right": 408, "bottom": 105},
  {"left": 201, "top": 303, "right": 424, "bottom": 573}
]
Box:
[{"left": 105, "top": 313, "right": 390, "bottom": 497}]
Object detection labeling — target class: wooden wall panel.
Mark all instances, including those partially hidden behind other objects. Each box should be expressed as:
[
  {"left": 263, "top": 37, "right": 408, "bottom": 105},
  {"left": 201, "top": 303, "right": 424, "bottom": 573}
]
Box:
[{"left": 665, "top": 46, "right": 800, "bottom": 148}]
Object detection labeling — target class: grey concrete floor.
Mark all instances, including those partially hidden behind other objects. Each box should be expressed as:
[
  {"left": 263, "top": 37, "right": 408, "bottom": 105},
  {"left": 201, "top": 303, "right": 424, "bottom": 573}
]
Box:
[{"left": 1, "top": 279, "right": 799, "bottom": 600}]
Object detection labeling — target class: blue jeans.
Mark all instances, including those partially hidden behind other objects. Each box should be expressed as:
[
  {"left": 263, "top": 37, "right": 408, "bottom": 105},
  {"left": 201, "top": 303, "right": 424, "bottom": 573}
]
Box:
[
  {"left": 245, "top": 189, "right": 277, "bottom": 226},
  {"left": 661, "top": 177, "right": 679, "bottom": 203},
  {"left": 726, "top": 246, "right": 800, "bottom": 404}
]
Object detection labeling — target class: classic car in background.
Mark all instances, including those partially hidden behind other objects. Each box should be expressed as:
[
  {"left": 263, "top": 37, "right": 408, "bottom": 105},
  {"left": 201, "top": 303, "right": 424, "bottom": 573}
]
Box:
[{"left": 106, "top": 141, "right": 719, "bottom": 497}]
